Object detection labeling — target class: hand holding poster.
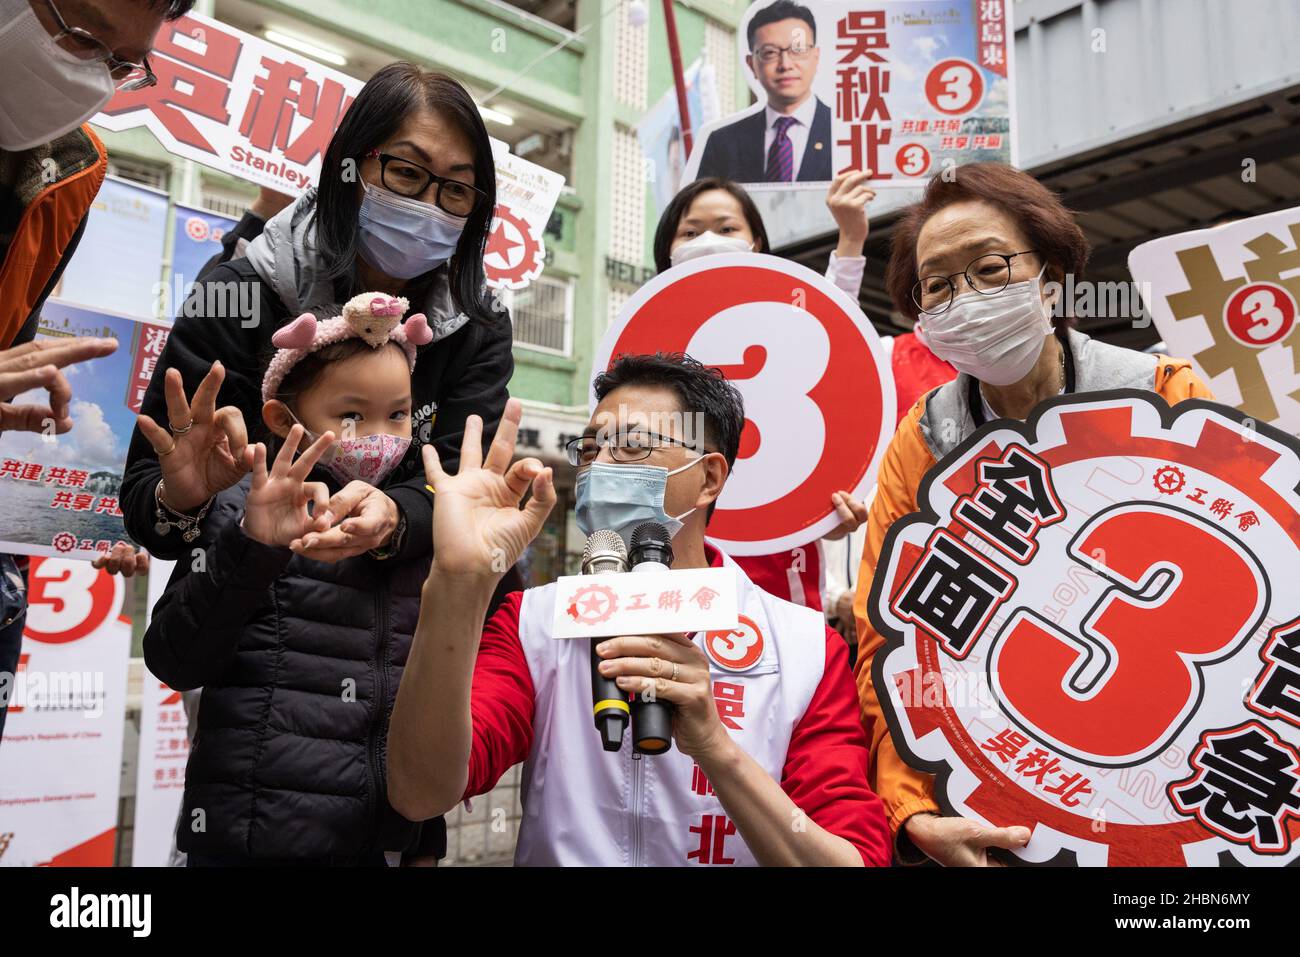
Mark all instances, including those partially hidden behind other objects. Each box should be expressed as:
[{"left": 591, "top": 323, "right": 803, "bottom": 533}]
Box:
[
  {"left": 869, "top": 391, "right": 1300, "bottom": 866},
  {"left": 1129, "top": 206, "right": 1300, "bottom": 437},
  {"left": 592, "top": 253, "right": 895, "bottom": 555},
  {"left": 0, "top": 301, "right": 168, "bottom": 560},
  {"left": 684, "top": 0, "right": 1015, "bottom": 189}
]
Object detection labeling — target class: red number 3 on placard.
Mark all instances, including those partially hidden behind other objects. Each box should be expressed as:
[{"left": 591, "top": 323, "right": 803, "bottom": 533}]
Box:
[{"left": 990, "top": 503, "right": 1267, "bottom": 766}]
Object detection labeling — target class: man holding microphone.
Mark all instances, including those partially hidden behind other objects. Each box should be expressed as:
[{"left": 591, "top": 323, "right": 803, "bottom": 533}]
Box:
[{"left": 388, "top": 353, "right": 890, "bottom": 866}]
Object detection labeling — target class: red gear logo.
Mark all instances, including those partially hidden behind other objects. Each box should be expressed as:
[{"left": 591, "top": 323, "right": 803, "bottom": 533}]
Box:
[
  {"left": 871, "top": 390, "right": 1300, "bottom": 866},
  {"left": 1152, "top": 464, "right": 1185, "bottom": 495},
  {"left": 51, "top": 532, "right": 77, "bottom": 553},
  {"left": 566, "top": 584, "right": 618, "bottom": 626},
  {"left": 484, "top": 204, "right": 544, "bottom": 290}
]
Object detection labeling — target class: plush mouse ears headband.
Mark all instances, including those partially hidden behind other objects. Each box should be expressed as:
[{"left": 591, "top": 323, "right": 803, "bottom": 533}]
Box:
[{"left": 260, "top": 292, "right": 434, "bottom": 402}]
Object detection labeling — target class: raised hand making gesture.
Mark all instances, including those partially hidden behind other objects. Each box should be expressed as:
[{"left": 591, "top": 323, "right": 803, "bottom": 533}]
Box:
[
  {"left": 137, "top": 361, "right": 253, "bottom": 513},
  {"left": 422, "top": 397, "right": 556, "bottom": 580},
  {"left": 244, "top": 425, "right": 338, "bottom": 548}
]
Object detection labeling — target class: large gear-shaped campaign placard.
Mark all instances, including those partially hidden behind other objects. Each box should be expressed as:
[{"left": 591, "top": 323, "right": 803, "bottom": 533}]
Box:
[{"left": 870, "top": 390, "right": 1300, "bottom": 866}]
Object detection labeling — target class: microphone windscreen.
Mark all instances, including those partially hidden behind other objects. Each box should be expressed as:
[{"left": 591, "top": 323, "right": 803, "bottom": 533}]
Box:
[{"left": 581, "top": 529, "right": 628, "bottom": 574}]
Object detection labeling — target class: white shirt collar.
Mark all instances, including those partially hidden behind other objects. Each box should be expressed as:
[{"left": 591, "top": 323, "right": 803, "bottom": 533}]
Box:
[{"left": 764, "top": 95, "right": 817, "bottom": 132}]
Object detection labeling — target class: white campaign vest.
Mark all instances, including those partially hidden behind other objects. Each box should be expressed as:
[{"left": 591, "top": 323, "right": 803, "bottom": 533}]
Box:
[{"left": 513, "top": 549, "right": 828, "bottom": 866}]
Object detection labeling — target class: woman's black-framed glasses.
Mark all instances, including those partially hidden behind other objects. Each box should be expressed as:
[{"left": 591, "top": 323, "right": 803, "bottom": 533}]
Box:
[
  {"left": 565, "top": 430, "right": 705, "bottom": 468},
  {"left": 365, "top": 149, "right": 487, "bottom": 217},
  {"left": 42, "top": 0, "right": 156, "bottom": 90},
  {"left": 911, "top": 249, "right": 1040, "bottom": 316}
]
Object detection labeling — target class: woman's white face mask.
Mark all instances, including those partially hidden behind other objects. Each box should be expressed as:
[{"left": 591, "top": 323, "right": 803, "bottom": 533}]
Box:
[
  {"left": 669, "top": 230, "right": 753, "bottom": 267},
  {"left": 915, "top": 267, "right": 1055, "bottom": 386}
]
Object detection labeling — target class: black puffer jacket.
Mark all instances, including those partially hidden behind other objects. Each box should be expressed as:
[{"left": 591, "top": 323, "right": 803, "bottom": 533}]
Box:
[{"left": 144, "top": 479, "right": 431, "bottom": 862}]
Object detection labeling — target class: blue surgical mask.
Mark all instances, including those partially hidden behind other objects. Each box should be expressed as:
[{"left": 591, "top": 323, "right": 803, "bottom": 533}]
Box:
[
  {"left": 357, "top": 181, "right": 467, "bottom": 280},
  {"left": 575, "top": 458, "right": 703, "bottom": 547}
]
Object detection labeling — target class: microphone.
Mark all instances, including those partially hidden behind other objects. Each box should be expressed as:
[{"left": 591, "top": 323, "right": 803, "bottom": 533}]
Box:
[
  {"left": 628, "top": 521, "right": 675, "bottom": 755},
  {"left": 581, "top": 530, "right": 629, "bottom": 752}
]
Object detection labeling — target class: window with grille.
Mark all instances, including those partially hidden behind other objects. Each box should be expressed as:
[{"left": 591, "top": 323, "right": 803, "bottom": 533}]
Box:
[
  {"left": 197, "top": 188, "right": 257, "bottom": 221},
  {"left": 105, "top": 158, "right": 169, "bottom": 192},
  {"left": 500, "top": 275, "right": 574, "bottom": 355},
  {"left": 706, "top": 21, "right": 739, "bottom": 113}
]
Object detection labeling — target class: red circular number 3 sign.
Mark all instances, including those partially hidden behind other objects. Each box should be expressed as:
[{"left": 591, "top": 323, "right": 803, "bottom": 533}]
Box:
[
  {"left": 871, "top": 390, "right": 1300, "bottom": 866},
  {"left": 1223, "top": 282, "right": 1297, "bottom": 347},
  {"left": 924, "top": 58, "right": 984, "bottom": 115},
  {"left": 23, "top": 558, "right": 123, "bottom": 645},
  {"left": 592, "top": 253, "right": 895, "bottom": 555}
]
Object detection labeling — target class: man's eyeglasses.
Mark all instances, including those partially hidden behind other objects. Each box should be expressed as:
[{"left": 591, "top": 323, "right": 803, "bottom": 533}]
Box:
[
  {"left": 42, "top": 0, "right": 156, "bottom": 91},
  {"left": 565, "top": 430, "right": 706, "bottom": 468},
  {"left": 754, "top": 42, "right": 815, "bottom": 64},
  {"left": 911, "top": 250, "right": 1041, "bottom": 316},
  {"left": 365, "top": 150, "right": 487, "bottom": 217}
]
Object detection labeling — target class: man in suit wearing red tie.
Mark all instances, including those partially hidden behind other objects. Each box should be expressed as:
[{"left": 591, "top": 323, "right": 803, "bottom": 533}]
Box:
[{"left": 696, "top": 0, "right": 832, "bottom": 184}]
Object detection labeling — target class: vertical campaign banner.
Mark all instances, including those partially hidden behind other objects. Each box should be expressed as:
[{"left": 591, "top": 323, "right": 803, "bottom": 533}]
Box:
[
  {"left": 132, "top": 559, "right": 188, "bottom": 867},
  {"left": 685, "top": 0, "right": 1015, "bottom": 190},
  {"left": 1129, "top": 206, "right": 1300, "bottom": 438},
  {"left": 168, "top": 204, "right": 239, "bottom": 303},
  {"left": 0, "top": 560, "right": 130, "bottom": 867},
  {"left": 54, "top": 176, "right": 169, "bottom": 319},
  {"left": 0, "top": 301, "right": 169, "bottom": 560},
  {"left": 637, "top": 57, "right": 721, "bottom": 215},
  {"left": 92, "top": 11, "right": 363, "bottom": 194}
]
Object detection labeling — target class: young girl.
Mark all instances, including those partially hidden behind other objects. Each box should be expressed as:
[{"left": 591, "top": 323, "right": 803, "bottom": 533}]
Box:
[{"left": 143, "top": 292, "right": 441, "bottom": 866}]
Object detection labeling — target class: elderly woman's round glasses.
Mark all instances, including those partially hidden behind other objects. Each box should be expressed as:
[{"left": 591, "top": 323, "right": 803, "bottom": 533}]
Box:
[
  {"left": 42, "top": 0, "right": 156, "bottom": 90},
  {"left": 911, "top": 250, "right": 1040, "bottom": 316},
  {"left": 365, "top": 150, "right": 486, "bottom": 217}
]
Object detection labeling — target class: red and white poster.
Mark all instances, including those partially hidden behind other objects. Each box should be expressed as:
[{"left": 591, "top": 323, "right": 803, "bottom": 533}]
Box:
[
  {"left": 685, "top": 0, "right": 1016, "bottom": 189},
  {"left": 1129, "top": 205, "right": 1300, "bottom": 438},
  {"left": 92, "top": 11, "right": 360, "bottom": 194},
  {"left": 870, "top": 391, "right": 1300, "bottom": 866},
  {"left": 131, "top": 559, "right": 188, "bottom": 867},
  {"left": 0, "top": 559, "right": 130, "bottom": 867},
  {"left": 592, "top": 253, "right": 894, "bottom": 555},
  {"left": 486, "top": 143, "right": 565, "bottom": 291},
  {"left": 91, "top": 14, "right": 566, "bottom": 291}
]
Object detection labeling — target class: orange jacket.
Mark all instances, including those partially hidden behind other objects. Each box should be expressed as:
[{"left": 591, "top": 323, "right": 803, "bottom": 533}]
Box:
[
  {"left": 0, "top": 124, "right": 107, "bottom": 348},
  {"left": 852, "top": 334, "right": 1215, "bottom": 836}
]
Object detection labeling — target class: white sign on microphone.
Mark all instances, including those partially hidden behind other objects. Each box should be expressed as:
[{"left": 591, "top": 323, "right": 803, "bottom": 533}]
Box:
[{"left": 551, "top": 567, "right": 739, "bottom": 640}]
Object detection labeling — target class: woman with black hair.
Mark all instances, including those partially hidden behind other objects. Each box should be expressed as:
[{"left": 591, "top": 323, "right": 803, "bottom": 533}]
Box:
[{"left": 121, "top": 62, "right": 513, "bottom": 572}]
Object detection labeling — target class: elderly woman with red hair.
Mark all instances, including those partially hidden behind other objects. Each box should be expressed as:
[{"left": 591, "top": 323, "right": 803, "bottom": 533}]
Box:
[{"left": 852, "top": 162, "right": 1214, "bottom": 865}]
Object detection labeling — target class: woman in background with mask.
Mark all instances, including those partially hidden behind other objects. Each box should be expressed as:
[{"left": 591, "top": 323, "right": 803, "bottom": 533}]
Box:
[
  {"left": 121, "top": 63, "right": 512, "bottom": 572},
  {"left": 650, "top": 173, "right": 952, "bottom": 643},
  {"left": 852, "top": 162, "right": 1214, "bottom": 867}
]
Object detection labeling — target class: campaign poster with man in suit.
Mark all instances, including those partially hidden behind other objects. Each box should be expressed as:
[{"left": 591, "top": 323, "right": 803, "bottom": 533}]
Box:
[{"left": 685, "top": 0, "right": 1016, "bottom": 193}]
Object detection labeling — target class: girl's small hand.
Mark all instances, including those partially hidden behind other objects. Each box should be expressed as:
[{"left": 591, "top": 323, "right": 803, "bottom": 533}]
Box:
[{"left": 244, "top": 426, "right": 336, "bottom": 548}]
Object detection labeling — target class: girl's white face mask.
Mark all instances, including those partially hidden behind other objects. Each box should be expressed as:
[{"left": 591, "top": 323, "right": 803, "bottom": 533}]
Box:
[
  {"left": 0, "top": 0, "right": 116, "bottom": 151},
  {"left": 669, "top": 231, "right": 753, "bottom": 267},
  {"left": 915, "top": 268, "right": 1055, "bottom": 386}
]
